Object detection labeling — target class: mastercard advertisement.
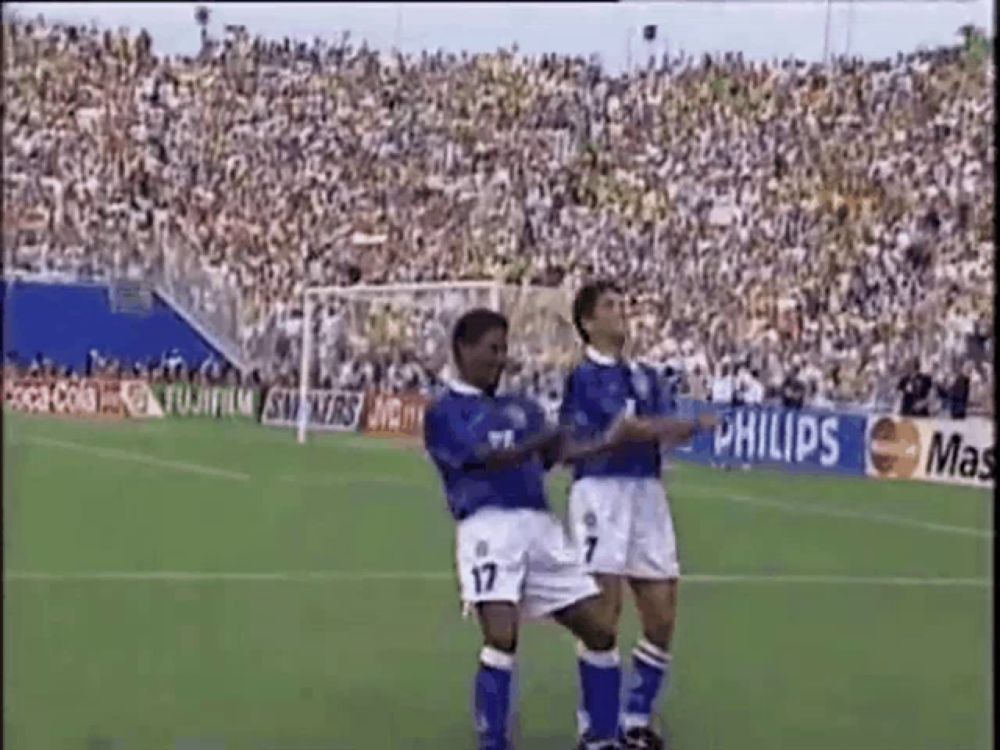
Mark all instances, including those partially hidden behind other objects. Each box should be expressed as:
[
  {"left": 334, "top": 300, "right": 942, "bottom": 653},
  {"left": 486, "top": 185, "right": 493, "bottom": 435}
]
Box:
[{"left": 867, "top": 415, "right": 994, "bottom": 488}]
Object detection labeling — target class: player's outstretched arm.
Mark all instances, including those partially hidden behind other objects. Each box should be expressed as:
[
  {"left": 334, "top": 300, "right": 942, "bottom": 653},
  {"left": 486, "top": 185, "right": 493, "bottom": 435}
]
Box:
[
  {"left": 425, "top": 404, "right": 564, "bottom": 474},
  {"left": 476, "top": 426, "right": 567, "bottom": 471},
  {"left": 645, "top": 413, "right": 721, "bottom": 449},
  {"left": 557, "top": 415, "right": 663, "bottom": 462}
]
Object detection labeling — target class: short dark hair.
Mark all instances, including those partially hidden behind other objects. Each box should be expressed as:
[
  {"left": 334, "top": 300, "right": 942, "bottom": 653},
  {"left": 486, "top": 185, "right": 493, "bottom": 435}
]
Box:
[
  {"left": 572, "top": 280, "right": 622, "bottom": 343},
  {"left": 451, "top": 308, "right": 508, "bottom": 365}
]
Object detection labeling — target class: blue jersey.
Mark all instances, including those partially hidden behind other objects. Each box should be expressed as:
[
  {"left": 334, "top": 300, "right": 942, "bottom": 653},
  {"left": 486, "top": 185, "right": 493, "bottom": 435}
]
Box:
[
  {"left": 424, "top": 381, "right": 551, "bottom": 521},
  {"left": 559, "top": 347, "right": 674, "bottom": 480}
]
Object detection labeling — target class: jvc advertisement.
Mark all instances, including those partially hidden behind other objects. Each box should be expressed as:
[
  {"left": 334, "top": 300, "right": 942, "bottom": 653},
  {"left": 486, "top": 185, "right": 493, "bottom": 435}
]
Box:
[{"left": 672, "top": 400, "right": 868, "bottom": 476}]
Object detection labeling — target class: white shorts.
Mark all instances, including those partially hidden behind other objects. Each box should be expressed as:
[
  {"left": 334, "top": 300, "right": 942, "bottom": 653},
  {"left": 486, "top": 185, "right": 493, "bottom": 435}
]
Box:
[
  {"left": 568, "top": 477, "right": 681, "bottom": 580},
  {"left": 455, "top": 508, "right": 600, "bottom": 620}
]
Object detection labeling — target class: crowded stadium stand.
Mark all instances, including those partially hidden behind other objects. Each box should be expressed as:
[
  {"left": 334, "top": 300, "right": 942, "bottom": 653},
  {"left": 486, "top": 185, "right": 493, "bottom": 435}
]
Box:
[{"left": 2, "top": 17, "right": 994, "bottom": 416}]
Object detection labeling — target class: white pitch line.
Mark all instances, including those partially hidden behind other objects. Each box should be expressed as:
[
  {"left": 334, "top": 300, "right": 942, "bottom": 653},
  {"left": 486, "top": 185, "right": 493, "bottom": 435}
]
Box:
[
  {"left": 275, "top": 474, "right": 433, "bottom": 491},
  {"left": 3, "top": 570, "right": 450, "bottom": 582},
  {"left": 281, "top": 475, "right": 991, "bottom": 539},
  {"left": 14, "top": 437, "right": 990, "bottom": 539},
  {"left": 24, "top": 436, "right": 251, "bottom": 482},
  {"left": 686, "top": 487, "right": 992, "bottom": 539},
  {"left": 2, "top": 571, "right": 989, "bottom": 587}
]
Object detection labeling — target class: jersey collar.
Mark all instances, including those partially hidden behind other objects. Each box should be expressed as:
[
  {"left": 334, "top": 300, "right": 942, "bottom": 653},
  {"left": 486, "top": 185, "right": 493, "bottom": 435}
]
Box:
[
  {"left": 585, "top": 346, "right": 623, "bottom": 367},
  {"left": 447, "top": 379, "right": 485, "bottom": 397}
]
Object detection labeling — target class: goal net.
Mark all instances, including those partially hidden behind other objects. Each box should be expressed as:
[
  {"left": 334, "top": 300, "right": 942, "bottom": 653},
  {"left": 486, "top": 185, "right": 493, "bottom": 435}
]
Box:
[{"left": 295, "top": 281, "right": 578, "bottom": 442}]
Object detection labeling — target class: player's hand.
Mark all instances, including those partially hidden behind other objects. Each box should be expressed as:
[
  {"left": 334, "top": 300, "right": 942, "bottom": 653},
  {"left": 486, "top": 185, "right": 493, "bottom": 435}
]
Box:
[
  {"left": 532, "top": 425, "right": 567, "bottom": 454},
  {"left": 697, "top": 413, "right": 721, "bottom": 432},
  {"left": 534, "top": 426, "right": 568, "bottom": 467},
  {"left": 607, "top": 415, "right": 660, "bottom": 445}
]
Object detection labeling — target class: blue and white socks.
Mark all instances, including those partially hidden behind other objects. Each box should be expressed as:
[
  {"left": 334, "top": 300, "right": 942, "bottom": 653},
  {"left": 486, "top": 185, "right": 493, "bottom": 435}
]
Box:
[
  {"left": 474, "top": 646, "right": 515, "bottom": 750},
  {"left": 577, "top": 642, "right": 623, "bottom": 743},
  {"left": 622, "top": 638, "right": 672, "bottom": 730},
  {"left": 475, "top": 639, "right": 668, "bottom": 747}
]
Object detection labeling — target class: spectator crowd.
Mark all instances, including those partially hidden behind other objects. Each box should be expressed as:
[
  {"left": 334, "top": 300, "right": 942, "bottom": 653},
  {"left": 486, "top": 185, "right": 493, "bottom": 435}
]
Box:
[{"left": 2, "top": 16, "right": 994, "bottom": 415}]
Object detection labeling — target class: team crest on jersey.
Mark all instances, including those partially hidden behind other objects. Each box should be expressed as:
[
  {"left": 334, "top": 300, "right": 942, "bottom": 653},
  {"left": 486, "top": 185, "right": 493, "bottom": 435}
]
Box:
[
  {"left": 583, "top": 511, "right": 597, "bottom": 529},
  {"left": 504, "top": 404, "right": 527, "bottom": 429},
  {"left": 475, "top": 540, "right": 489, "bottom": 558}
]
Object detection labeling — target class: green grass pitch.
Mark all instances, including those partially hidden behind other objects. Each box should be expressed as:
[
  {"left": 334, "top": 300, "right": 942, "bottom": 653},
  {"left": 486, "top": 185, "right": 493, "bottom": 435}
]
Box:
[{"left": 2, "top": 412, "right": 992, "bottom": 750}]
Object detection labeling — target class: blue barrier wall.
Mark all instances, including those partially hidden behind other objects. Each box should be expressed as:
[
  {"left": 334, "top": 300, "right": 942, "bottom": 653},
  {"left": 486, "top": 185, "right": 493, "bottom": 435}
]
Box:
[
  {"left": 1, "top": 280, "right": 225, "bottom": 370},
  {"left": 672, "top": 399, "right": 868, "bottom": 476}
]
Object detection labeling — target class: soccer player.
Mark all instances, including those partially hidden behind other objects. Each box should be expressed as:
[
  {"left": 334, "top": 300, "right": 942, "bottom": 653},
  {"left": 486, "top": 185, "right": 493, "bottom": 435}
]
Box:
[
  {"left": 424, "top": 308, "right": 652, "bottom": 750},
  {"left": 560, "top": 281, "right": 719, "bottom": 750}
]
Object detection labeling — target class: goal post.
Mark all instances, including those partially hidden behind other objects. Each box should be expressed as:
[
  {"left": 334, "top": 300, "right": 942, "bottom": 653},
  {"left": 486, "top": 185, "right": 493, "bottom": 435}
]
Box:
[{"left": 295, "top": 280, "right": 578, "bottom": 443}]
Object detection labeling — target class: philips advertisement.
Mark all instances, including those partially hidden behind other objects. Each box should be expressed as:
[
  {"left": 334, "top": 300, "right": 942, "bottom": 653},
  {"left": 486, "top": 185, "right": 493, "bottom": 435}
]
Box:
[{"left": 672, "top": 400, "right": 868, "bottom": 476}]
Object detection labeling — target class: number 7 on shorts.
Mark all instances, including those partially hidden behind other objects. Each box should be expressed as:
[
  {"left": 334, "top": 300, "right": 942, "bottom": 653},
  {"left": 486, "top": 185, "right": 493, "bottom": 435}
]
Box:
[{"left": 584, "top": 536, "right": 598, "bottom": 565}]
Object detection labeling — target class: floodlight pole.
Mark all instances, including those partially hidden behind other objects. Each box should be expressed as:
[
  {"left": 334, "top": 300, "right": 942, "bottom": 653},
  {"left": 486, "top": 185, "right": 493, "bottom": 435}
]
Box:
[
  {"left": 845, "top": 0, "right": 855, "bottom": 58},
  {"left": 822, "top": 0, "right": 834, "bottom": 64},
  {"left": 394, "top": 3, "right": 402, "bottom": 51}
]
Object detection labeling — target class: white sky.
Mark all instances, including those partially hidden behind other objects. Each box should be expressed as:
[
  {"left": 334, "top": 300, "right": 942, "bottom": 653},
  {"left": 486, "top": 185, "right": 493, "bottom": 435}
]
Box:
[{"left": 6, "top": 1, "right": 995, "bottom": 70}]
